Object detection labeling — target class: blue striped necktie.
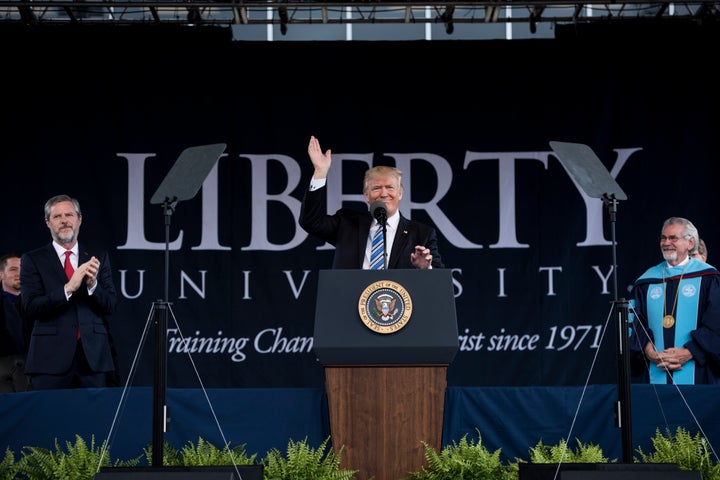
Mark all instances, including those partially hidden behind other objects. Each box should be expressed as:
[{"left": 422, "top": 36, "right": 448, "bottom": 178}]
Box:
[{"left": 369, "top": 224, "right": 385, "bottom": 270}]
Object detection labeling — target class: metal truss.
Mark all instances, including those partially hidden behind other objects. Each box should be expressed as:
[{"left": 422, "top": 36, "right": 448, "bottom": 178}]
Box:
[{"left": 1, "top": 0, "right": 718, "bottom": 28}]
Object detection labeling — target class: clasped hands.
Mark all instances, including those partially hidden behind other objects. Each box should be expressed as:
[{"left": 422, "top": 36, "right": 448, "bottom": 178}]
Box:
[
  {"left": 66, "top": 256, "right": 100, "bottom": 294},
  {"left": 645, "top": 344, "right": 692, "bottom": 372}
]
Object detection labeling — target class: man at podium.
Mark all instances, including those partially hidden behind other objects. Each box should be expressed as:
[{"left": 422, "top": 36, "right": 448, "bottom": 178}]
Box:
[{"left": 300, "top": 135, "right": 444, "bottom": 270}]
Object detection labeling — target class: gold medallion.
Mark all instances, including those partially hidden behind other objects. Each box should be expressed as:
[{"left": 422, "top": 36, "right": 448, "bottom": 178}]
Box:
[{"left": 663, "top": 314, "right": 675, "bottom": 329}]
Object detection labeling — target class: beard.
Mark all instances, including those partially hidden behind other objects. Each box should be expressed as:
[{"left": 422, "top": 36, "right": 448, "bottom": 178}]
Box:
[
  {"left": 662, "top": 250, "right": 677, "bottom": 263},
  {"left": 55, "top": 227, "right": 77, "bottom": 244}
]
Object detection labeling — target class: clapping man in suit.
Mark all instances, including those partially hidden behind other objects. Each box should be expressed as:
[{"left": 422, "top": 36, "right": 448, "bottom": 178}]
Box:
[
  {"left": 21, "top": 194, "right": 118, "bottom": 390},
  {"left": 300, "top": 135, "right": 443, "bottom": 270}
]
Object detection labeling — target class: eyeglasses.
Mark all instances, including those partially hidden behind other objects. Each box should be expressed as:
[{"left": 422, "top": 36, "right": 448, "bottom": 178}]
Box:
[{"left": 659, "top": 235, "right": 687, "bottom": 243}]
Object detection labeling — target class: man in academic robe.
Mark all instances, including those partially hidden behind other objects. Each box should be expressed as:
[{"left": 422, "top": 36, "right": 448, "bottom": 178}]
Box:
[{"left": 629, "top": 217, "right": 720, "bottom": 384}]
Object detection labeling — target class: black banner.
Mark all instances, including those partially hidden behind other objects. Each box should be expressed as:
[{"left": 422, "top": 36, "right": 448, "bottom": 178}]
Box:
[{"left": 3, "top": 24, "right": 719, "bottom": 388}]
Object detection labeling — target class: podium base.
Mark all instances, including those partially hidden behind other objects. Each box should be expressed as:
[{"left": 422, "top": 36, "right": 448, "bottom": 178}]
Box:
[{"left": 325, "top": 365, "right": 447, "bottom": 480}]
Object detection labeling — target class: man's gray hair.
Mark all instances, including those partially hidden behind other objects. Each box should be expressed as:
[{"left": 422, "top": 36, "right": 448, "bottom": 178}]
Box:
[
  {"left": 662, "top": 217, "right": 699, "bottom": 253},
  {"left": 44, "top": 194, "right": 82, "bottom": 220}
]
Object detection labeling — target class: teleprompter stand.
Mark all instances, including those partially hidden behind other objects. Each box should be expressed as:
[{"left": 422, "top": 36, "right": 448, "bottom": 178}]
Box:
[
  {"left": 549, "top": 141, "right": 633, "bottom": 462},
  {"left": 95, "top": 143, "right": 261, "bottom": 480},
  {"left": 146, "top": 143, "right": 227, "bottom": 466}
]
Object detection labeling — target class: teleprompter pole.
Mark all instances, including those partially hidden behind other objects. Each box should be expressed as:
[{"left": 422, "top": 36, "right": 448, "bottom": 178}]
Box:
[
  {"left": 151, "top": 198, "right": 176, "bottom": 467},
  {"left": 605, "top": 194, "right": 633, "bottom": 463},
  {"left": 614, "top": 297, "right": 632, "bottom": 462}
]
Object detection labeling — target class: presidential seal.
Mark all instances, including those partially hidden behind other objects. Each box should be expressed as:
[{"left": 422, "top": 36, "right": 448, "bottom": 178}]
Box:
[{"left": 358, "top": 280, "right": 412, "bottom": 334}]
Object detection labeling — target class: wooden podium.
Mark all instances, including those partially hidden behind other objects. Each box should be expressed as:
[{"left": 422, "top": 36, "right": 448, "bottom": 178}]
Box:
[{"left": 314, "top": 269, "right": 459, "bottom": 480}]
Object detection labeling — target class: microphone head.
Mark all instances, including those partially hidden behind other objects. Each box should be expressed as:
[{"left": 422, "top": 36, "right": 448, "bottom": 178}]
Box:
[{"left": 370, "top": 200, "right": 387, "bottom": 223}]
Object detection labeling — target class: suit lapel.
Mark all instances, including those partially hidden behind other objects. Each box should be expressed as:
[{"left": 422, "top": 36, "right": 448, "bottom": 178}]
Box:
[
  {"left": 389, "top": 217, "right": 411, "bottom": 269},
  {"left": 358, "top": 215, "right": 373, "bottom": 267},
  {"left": 42, "top": 243, "right": 68, "bottom": 283},
  {"left": 78, "top": 247, "right": 90, "bottom": 266}
]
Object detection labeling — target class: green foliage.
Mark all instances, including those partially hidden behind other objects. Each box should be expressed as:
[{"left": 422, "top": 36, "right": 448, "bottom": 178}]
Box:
[
  {"left": 636, "top": 427, "right": 720, "bottom": 480},
  {"left": 502, "top": 437, "right": 612, "bottom": 480},
  {"left": 7, "top": 435, "right": 350, "bottom": 480},
  {"left": 261, "top": 437, "right": 357, "bottom": 480},
  {"left": 163, "top": 441, "right": 183, "bottom": 467},
  {"left": 142, "top": 438, "right": 256, "bottom": 469},
  {"left": 1, "top": 448, "right": 18, "bottom": 480},
  {"left": 143, "top": 440, "right": 192, "bottom": 466},
  {"left": 4, "top": 429, "right": 719, "bottom": 480},
  {"left": 525, "top": 438, "right": 611, "bottom": 464},
  {"left": 177, "top": 437, "right": 256, "bottom": 466},
  {"left": 13, "top": 434, "right": 139, "bottom": 480},
  {"left": 403, "top": 431, "right": 513, "bottom": 480}
]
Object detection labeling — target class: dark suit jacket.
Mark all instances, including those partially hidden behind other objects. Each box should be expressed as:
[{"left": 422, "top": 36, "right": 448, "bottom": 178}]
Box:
[
  {"left": 299, "top": 187, "right": 444, "bottom": 269},
  {"left": 0, "top": 293, "right": 27, "bottom": 355},
  {"left": 20, "top": 243, "right": 118, "bottom": 376}
]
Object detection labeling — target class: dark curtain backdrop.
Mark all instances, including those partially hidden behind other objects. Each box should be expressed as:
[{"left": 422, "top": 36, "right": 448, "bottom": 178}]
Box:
[{"left": 2, "top": 21, "right": 719, "bottom": 389}]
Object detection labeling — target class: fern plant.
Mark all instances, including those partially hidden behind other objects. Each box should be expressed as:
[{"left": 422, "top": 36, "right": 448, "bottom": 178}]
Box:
[
  {"left": 526, "top": 438, "right": 611, "bottom": 464},
  {"left": 403, "top": 430, "right": 513, "bottom": 480},
  {"left": 14, "top": 434, "right": 139, "bottom": 480},
  {"left": 636, "top": 427, "right": 720, "bottom": 480},
  {"left": 1, "top": 448, "right": 18, "bottom": 480},
  {"left": 261, "top": 436, "right": 357, "bottom": 480},
  {"left": 174, "top": 437, "right": 257, "bottom": 466},
  {"left": 503, "top": 437, "right": 613, "bottom": 480},
  {"left": 142, "top": 440, "right": 183, "bottom": 466}
]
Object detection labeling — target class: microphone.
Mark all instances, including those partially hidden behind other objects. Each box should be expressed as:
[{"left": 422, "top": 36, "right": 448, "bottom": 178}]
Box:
[{"left": 370, "top": 200, "right": 387, "bottom": 225}]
